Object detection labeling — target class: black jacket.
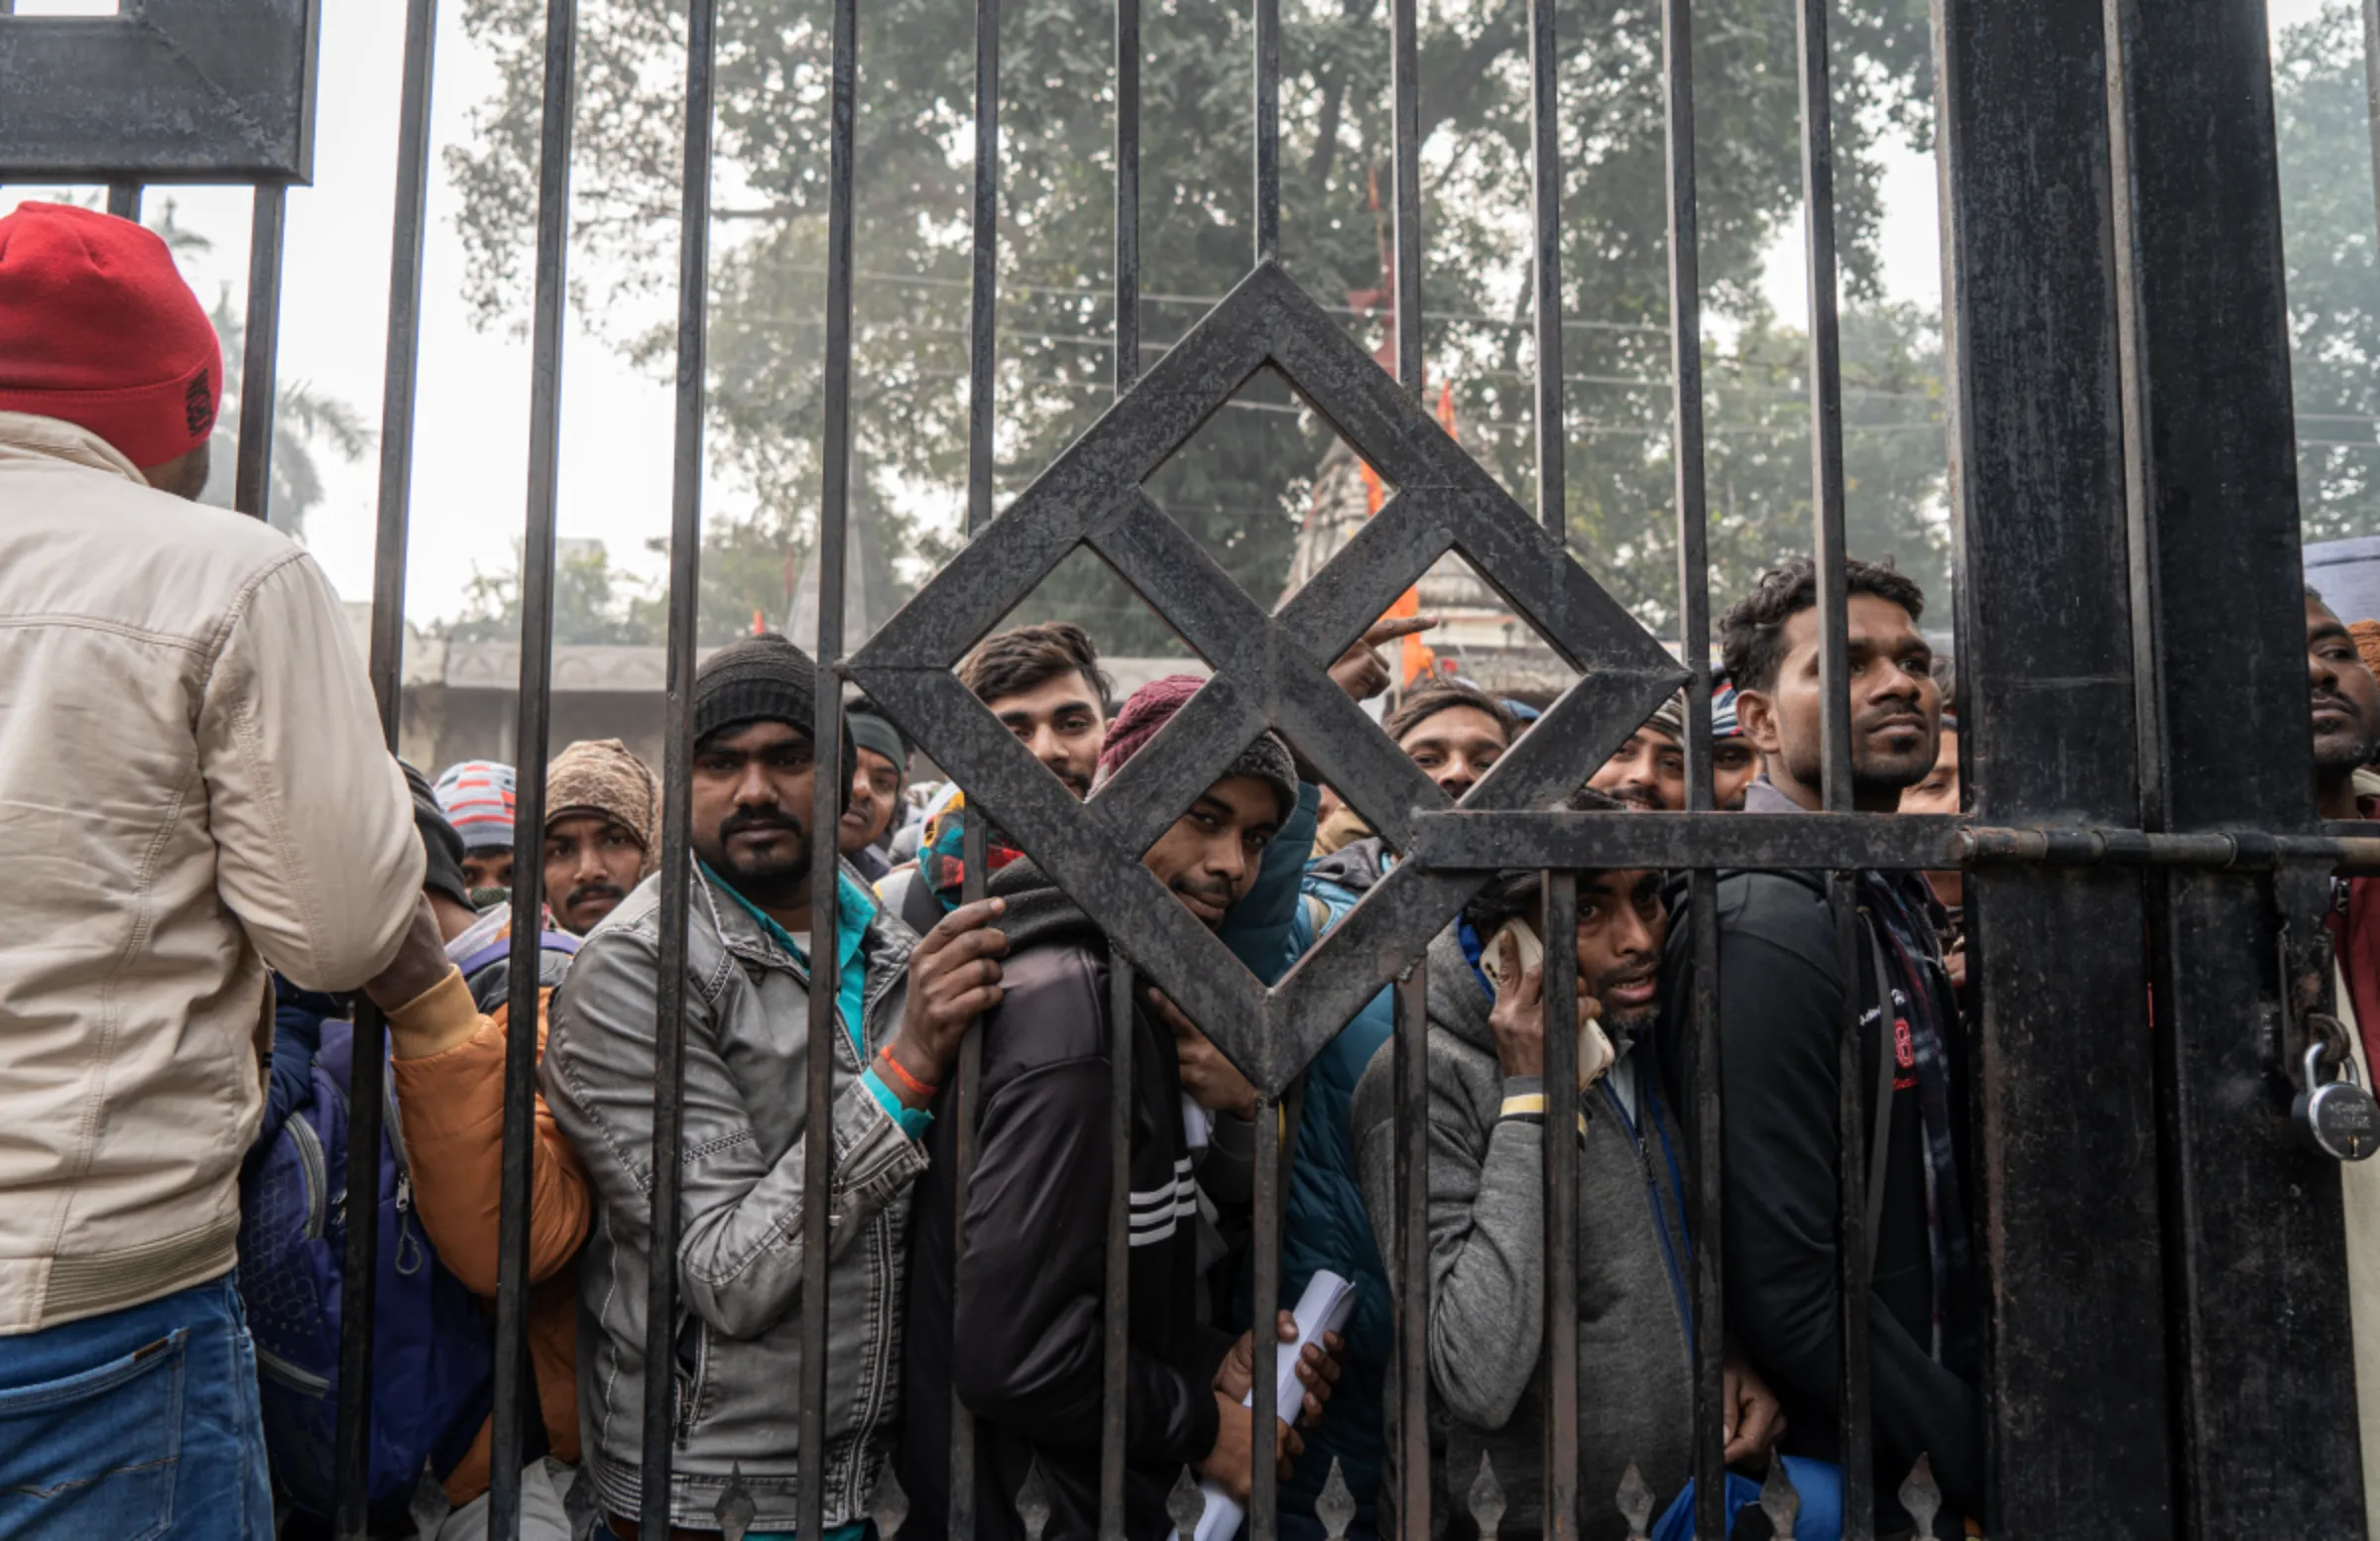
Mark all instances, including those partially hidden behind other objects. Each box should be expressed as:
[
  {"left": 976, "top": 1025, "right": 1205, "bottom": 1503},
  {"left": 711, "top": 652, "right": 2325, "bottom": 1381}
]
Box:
[
  {"left": 1656, "top": 801, "right": 1983, "bottom": 1528},
  {"left": 900, "top": 862, "right": 1233, "bottom": 1540}
]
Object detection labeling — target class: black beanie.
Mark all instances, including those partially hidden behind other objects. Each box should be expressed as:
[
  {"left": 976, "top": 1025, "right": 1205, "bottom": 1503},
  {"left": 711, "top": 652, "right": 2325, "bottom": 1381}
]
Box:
[
  {"left": 402, "top": 760, "right": 474, "bottom": 911},
  {"left": 695, "top": 632, "right": 856, "bottom": 798}
]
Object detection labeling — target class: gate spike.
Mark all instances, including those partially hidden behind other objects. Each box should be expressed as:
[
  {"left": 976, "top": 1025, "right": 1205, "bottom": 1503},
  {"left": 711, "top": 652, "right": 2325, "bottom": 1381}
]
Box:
[
  {"left": 1615, "top": 1461, "right": 1654, "bottom": 1539},
  {"left": 714, "top": 1461, "right": 757, "bottom": 1541},
  {"left": 563, "top": 1464, "right": 601, "bottom": 1541},
  {"left": 1316, "top": 1457, "right": 1357, "bottom": 1541},
  {"left": 1899, "top": 1453, "right": 1942, "bottom": 1538},
  {"left": 1758, "top": 1459, "right": 1801, "bottom": 1537},
  {"left": 1168, "top": 1465, "right": 1208, "bottom": 1541},
  {"left": 1016, "top": 1456, "right": 1053, "bottom": 1541},
  {"left": 1467, "top": 1450, "right": 1506, "bottom": 1538},
  {"left": 868, "top": 1460, "right": 910, "bottom": 1540}
]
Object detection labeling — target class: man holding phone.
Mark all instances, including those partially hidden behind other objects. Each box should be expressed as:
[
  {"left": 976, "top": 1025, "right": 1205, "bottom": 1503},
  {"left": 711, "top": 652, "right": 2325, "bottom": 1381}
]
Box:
[{"left": 1350, "top": 786, "right": 1783, "bottom": 1539}]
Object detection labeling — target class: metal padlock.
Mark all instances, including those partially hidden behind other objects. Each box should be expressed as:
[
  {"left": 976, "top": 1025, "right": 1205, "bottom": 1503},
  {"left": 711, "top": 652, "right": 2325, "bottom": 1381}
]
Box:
[{"left": 2295, "top": 1042, "right": 2380, "bottom": 1162}]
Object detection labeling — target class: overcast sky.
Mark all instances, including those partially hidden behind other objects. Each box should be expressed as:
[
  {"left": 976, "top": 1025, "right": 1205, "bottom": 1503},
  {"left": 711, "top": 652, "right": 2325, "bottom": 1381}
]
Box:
[{"left": 2, "top": 0, "right": 2341, "bottom": 629}]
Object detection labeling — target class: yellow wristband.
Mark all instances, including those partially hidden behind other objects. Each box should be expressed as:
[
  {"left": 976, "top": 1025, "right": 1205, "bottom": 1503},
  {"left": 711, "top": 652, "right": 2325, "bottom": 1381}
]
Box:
[{"left": 1499, "top": 1093, "right": 1547, "bottom": 1119}]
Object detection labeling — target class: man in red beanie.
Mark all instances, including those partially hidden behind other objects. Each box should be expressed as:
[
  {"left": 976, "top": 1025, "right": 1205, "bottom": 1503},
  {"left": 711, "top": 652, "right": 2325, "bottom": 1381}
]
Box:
[{"left": 0, "top": 202, "right": 428, "bottom": 1539}]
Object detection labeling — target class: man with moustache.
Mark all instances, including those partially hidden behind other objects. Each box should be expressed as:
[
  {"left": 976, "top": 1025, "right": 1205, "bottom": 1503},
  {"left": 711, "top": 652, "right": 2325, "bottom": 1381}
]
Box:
[
  {"left": 542, "top": 633, "right": 1008, "bottom": 1538},
  {"left": 1657, "top": 557, "right": 1981, "bottom": 1534},
  {"left": 838, "top": 704, "right": 909, "bottom": 881},
  {"left": 1589, "top": 683, "right": 1761, "bottom": 813},
  {"left": 1352, "top": 786, "right": 1786, "bottom": 1540},
  {"left": 899, "top": 676, "right": 1344, "bottom": 1540},
  {"left": 541, "top": 738, "right": 660, "bottom": 936}
]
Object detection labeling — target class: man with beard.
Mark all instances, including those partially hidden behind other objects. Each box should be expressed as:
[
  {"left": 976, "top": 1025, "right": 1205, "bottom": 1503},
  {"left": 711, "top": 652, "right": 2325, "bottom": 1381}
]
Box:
[
  {"left": 1656, "top": 557, "right": 1979, "bottom": 1535},
  {"left": 2302, "top": 586, "right": 2380, "bottom": 1537},
  {"left": 1351, "top": 786, "right": 1785, "bottom": 1540},
  {"left": 541, "top": 738, "right": 660, "bottom": 936},
  {"left": 542, "top": 633, "right": 1008, "bottom": 1538},
  {"left": 899, "top": 677, "right": 1344, "bottom": 1541}
]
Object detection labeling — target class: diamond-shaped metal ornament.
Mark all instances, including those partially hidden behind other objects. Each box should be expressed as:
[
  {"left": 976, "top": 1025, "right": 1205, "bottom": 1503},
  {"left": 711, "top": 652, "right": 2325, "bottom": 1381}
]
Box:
[
  {"left": 869, "top": 1460, "right": 911, "bottom": 1540},
  {"left": 1899, "top": 1453, "right": 1942, "bottom": 1538},
  {"left": 1015, "top": 1456, "right": 1053, "bottom": 1541},
  {"left": 1615, "top": 1461, "right": 1654, "bottom": 1539},
  {"left": 851, "top": 261, "right": 1682, "bottom": 1092},
  {"left": 1167, "top": 1465, "right": 1207, "bottom": 1541},
  {"left": 715, "top": 1461, "right": 757, "bottom": 1541},
  {"left": 1316, "top": 1457, "right": 1357, "bottom": 1540},
  {"left": 1467, "top": 1451, "right": 1506, "bottom": 1538},
  {"left": 1758, "top": 1460, "right": 1801, "bottom": 1537}
]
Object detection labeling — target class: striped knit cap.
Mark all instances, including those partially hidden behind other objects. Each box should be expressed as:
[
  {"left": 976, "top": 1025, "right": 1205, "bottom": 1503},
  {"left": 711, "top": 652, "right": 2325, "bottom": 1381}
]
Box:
[{"left": 433, "top": 760, "right": 518, "bottom": 852}]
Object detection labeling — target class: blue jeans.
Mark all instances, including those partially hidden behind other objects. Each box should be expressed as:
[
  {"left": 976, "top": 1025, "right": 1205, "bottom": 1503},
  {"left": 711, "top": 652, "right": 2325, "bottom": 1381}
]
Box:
[{"left": 0, "top": 1271, "right": 273, "bottom": 1540}]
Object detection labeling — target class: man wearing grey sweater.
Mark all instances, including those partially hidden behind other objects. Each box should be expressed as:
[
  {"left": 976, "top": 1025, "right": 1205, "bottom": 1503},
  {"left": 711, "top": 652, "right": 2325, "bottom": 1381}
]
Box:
[{"left": 1352, "top": 789, "right": 1783, "bottom": 1539}]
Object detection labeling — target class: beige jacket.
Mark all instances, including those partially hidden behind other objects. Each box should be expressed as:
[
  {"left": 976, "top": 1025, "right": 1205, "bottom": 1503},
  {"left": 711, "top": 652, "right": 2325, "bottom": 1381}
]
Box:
[{"left": 0, "top": 412, "right": 423, "bottom": 1335}]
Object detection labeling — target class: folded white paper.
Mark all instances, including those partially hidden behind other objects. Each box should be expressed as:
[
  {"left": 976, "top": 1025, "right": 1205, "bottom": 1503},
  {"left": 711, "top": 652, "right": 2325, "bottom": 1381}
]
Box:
[{"left": 1192, "top": 1270, "right": 1361, "bottom": 1541}]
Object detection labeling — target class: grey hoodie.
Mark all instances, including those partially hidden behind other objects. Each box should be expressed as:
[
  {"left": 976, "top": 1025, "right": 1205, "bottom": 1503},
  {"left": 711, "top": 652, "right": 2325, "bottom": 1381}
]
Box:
[{"left": 1351, "top": 927, "right": 1696, "bottom": 1540}]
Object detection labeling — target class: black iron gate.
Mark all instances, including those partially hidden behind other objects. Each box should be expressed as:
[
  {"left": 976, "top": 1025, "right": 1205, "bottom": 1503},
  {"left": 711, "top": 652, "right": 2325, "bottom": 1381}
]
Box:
[{"left": 4, "top": 0, "right": 2373, "bottom": 1535}]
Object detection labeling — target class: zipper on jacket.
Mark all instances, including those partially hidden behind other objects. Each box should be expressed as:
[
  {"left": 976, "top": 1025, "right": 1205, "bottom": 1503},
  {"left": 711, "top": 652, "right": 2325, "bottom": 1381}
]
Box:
[
  {"left": 1600, "top": 1078, "right": 1696, "bottom": 1343},
  {"left": 287, "top": 1115, "right": 329, "bottom": 1244}
]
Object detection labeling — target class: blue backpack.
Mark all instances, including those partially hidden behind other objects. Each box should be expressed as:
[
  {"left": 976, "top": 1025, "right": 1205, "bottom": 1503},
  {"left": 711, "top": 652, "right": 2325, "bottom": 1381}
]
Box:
[{"left": 237, "top": 1008, "right": 497, "bottom": 1529}]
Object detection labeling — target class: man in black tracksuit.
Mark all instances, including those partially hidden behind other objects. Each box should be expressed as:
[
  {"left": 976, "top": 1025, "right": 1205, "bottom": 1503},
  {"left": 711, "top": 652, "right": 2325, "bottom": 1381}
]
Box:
[
  {"left": 1658, "top": 558, "right": 1984, "bottom": 1533},
  {"left": 901, "top": 679, "right": 1339, "bottom": 1539}
]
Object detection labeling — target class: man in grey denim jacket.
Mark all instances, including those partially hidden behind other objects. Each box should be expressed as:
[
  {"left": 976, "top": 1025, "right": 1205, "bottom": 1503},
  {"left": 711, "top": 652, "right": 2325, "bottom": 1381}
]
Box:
[{"left": 543, "top": 634, "right": 1006, "bottom": 1537}]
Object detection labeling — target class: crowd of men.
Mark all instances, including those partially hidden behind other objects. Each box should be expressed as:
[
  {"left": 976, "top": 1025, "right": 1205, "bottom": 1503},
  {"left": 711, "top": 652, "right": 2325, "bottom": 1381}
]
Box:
[{"left": 2, "top": 199, "right": 2375, "bottom": 1541}]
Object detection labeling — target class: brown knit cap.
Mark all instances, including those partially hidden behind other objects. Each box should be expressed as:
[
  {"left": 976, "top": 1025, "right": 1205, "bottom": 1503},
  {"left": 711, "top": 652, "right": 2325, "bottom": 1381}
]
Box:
[{"left": 545, "top": 739, "right": 662, "bottom": 879}]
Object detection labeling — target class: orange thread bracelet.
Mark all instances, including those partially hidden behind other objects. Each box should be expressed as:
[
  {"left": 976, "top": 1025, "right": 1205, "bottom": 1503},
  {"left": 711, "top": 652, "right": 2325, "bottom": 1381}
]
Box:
[{"left": 877, "top": 1044, "right": 938, "bottom": 1099}]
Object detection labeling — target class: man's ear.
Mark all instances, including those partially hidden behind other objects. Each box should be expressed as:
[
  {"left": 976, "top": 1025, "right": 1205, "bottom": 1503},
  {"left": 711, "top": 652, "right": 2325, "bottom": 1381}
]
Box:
[{"left": 1736, "top": 686, "right": 1784, "bottom": 758}]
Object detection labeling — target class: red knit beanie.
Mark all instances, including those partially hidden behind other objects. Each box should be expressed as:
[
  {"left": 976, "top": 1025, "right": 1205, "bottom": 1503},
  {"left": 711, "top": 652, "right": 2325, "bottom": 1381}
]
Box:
[
  {"left": 1095, "top": 673, "right": 1299, "bottom": 817},
  {"left": 0, "top": 202, "right": 222, "bottom": 469}
]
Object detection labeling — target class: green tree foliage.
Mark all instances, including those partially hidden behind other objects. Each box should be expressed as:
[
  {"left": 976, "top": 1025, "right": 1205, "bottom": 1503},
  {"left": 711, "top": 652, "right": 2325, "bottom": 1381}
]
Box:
[
  {"left": 442, "top": 539, "right": 662, "bottom": 645},
  {"left": 447, "top": 0, "right": 1942, "bottom": 647},
  {"left": 2276, "top": 2, "right": 2380, "bottom": 543}
]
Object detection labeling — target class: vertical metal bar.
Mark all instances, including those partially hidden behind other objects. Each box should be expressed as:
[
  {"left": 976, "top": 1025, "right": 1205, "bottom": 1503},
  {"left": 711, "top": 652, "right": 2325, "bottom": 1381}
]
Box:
[
  {"left": 1527, "top": 0, "right": 1563, "bottom": 539},
  {"left": 637, "top": 0, "right": 715, "bottom": 1534},
  {"left": 1099, "top": 956, "right": 1135, "bottom": 1534},
  {"left": 233, "top": 184, "right": 286, "bottom": 522},
  {"left": 949, "top": 0, "right": 998, "bottom": 1531},
  {"left": 331, "top": 1004, "right": 387, "bottom": 1541},
  {"left": 492, "top": 0, "right": 578, "bottom": 1530},
  {"left": 2108, "top": 0, "right": 2363, "bottom": 1529},
  {"left": 2364, "top": 0, "right": 2380, "bottom": 259},
  {"left": 1796, "top": 0, "right": 1868, "bottom": 1531},
  {"left": 1388, "top": 0, "right": 1422, "bottom": 395},
  {"left": 1539, "top": 872, "right": 1580, "bottom": 1541},
  {"left": 803, "top": 1, "right": 860, "bottom": 1537},
  {"left": 966, "top": 0, "right": 999, "bottom": 532},
  {"left": 368, "top": 0, "right": 439, "bottom": 756},
  {"left": 1393, "top": 963, "right": 1431, "bottom": 1539},
  {"left": 1250, "top": 1086, "right": 1283, "bottom": 1541},
  {"left": 1660, "top": 0, "right": 1726, "bottom": 1525},
  {"left": 1934, "top": 0, "right": 2171, "bottom": 1530},
  {"left": 1116, "top": 0, "right": 1139, "bottom": 398},
  {"left": 330, "top": 7, "right": 439, "bottom": 1520},
  {"left": 1253, "top": 0, "right": 1279, "bottom": 264},
  {"left": 105, "top": 182, "right": 140, "bottom": 220},
  {"left": 1099, "top": 5, "right": 1139, "bottom": 1532},
  {"left": 1826, "top": 869, "right": 1872, "bottom": 1541},
  {"left": 1796, "top": 0, "right": 1851, "bottom": 813}
]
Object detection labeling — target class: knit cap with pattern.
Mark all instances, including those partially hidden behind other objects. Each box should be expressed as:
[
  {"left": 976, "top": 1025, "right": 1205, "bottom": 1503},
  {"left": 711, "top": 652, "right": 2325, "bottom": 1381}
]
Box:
[
  {"left": 433, "top": 760, "right": 517, "bottom": 852},
  {"left": 1092, "top": 673, "right": 1297, "bottom": 818}
]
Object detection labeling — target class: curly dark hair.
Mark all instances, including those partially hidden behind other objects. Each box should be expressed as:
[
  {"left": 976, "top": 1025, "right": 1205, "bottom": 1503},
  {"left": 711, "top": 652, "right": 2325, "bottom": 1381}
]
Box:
[
  {"left": 1461, "top": 785, "right": 1629, "bottom": 934},
  {"left": 1382, "top": 681, "right": 1518, "bottom": 745},
  {"left": 958, "top": 622, "right": 1115, "bottom": 710},
  {"left": 1719, "top": 556, "right": 1927, "bottom": 696}
]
